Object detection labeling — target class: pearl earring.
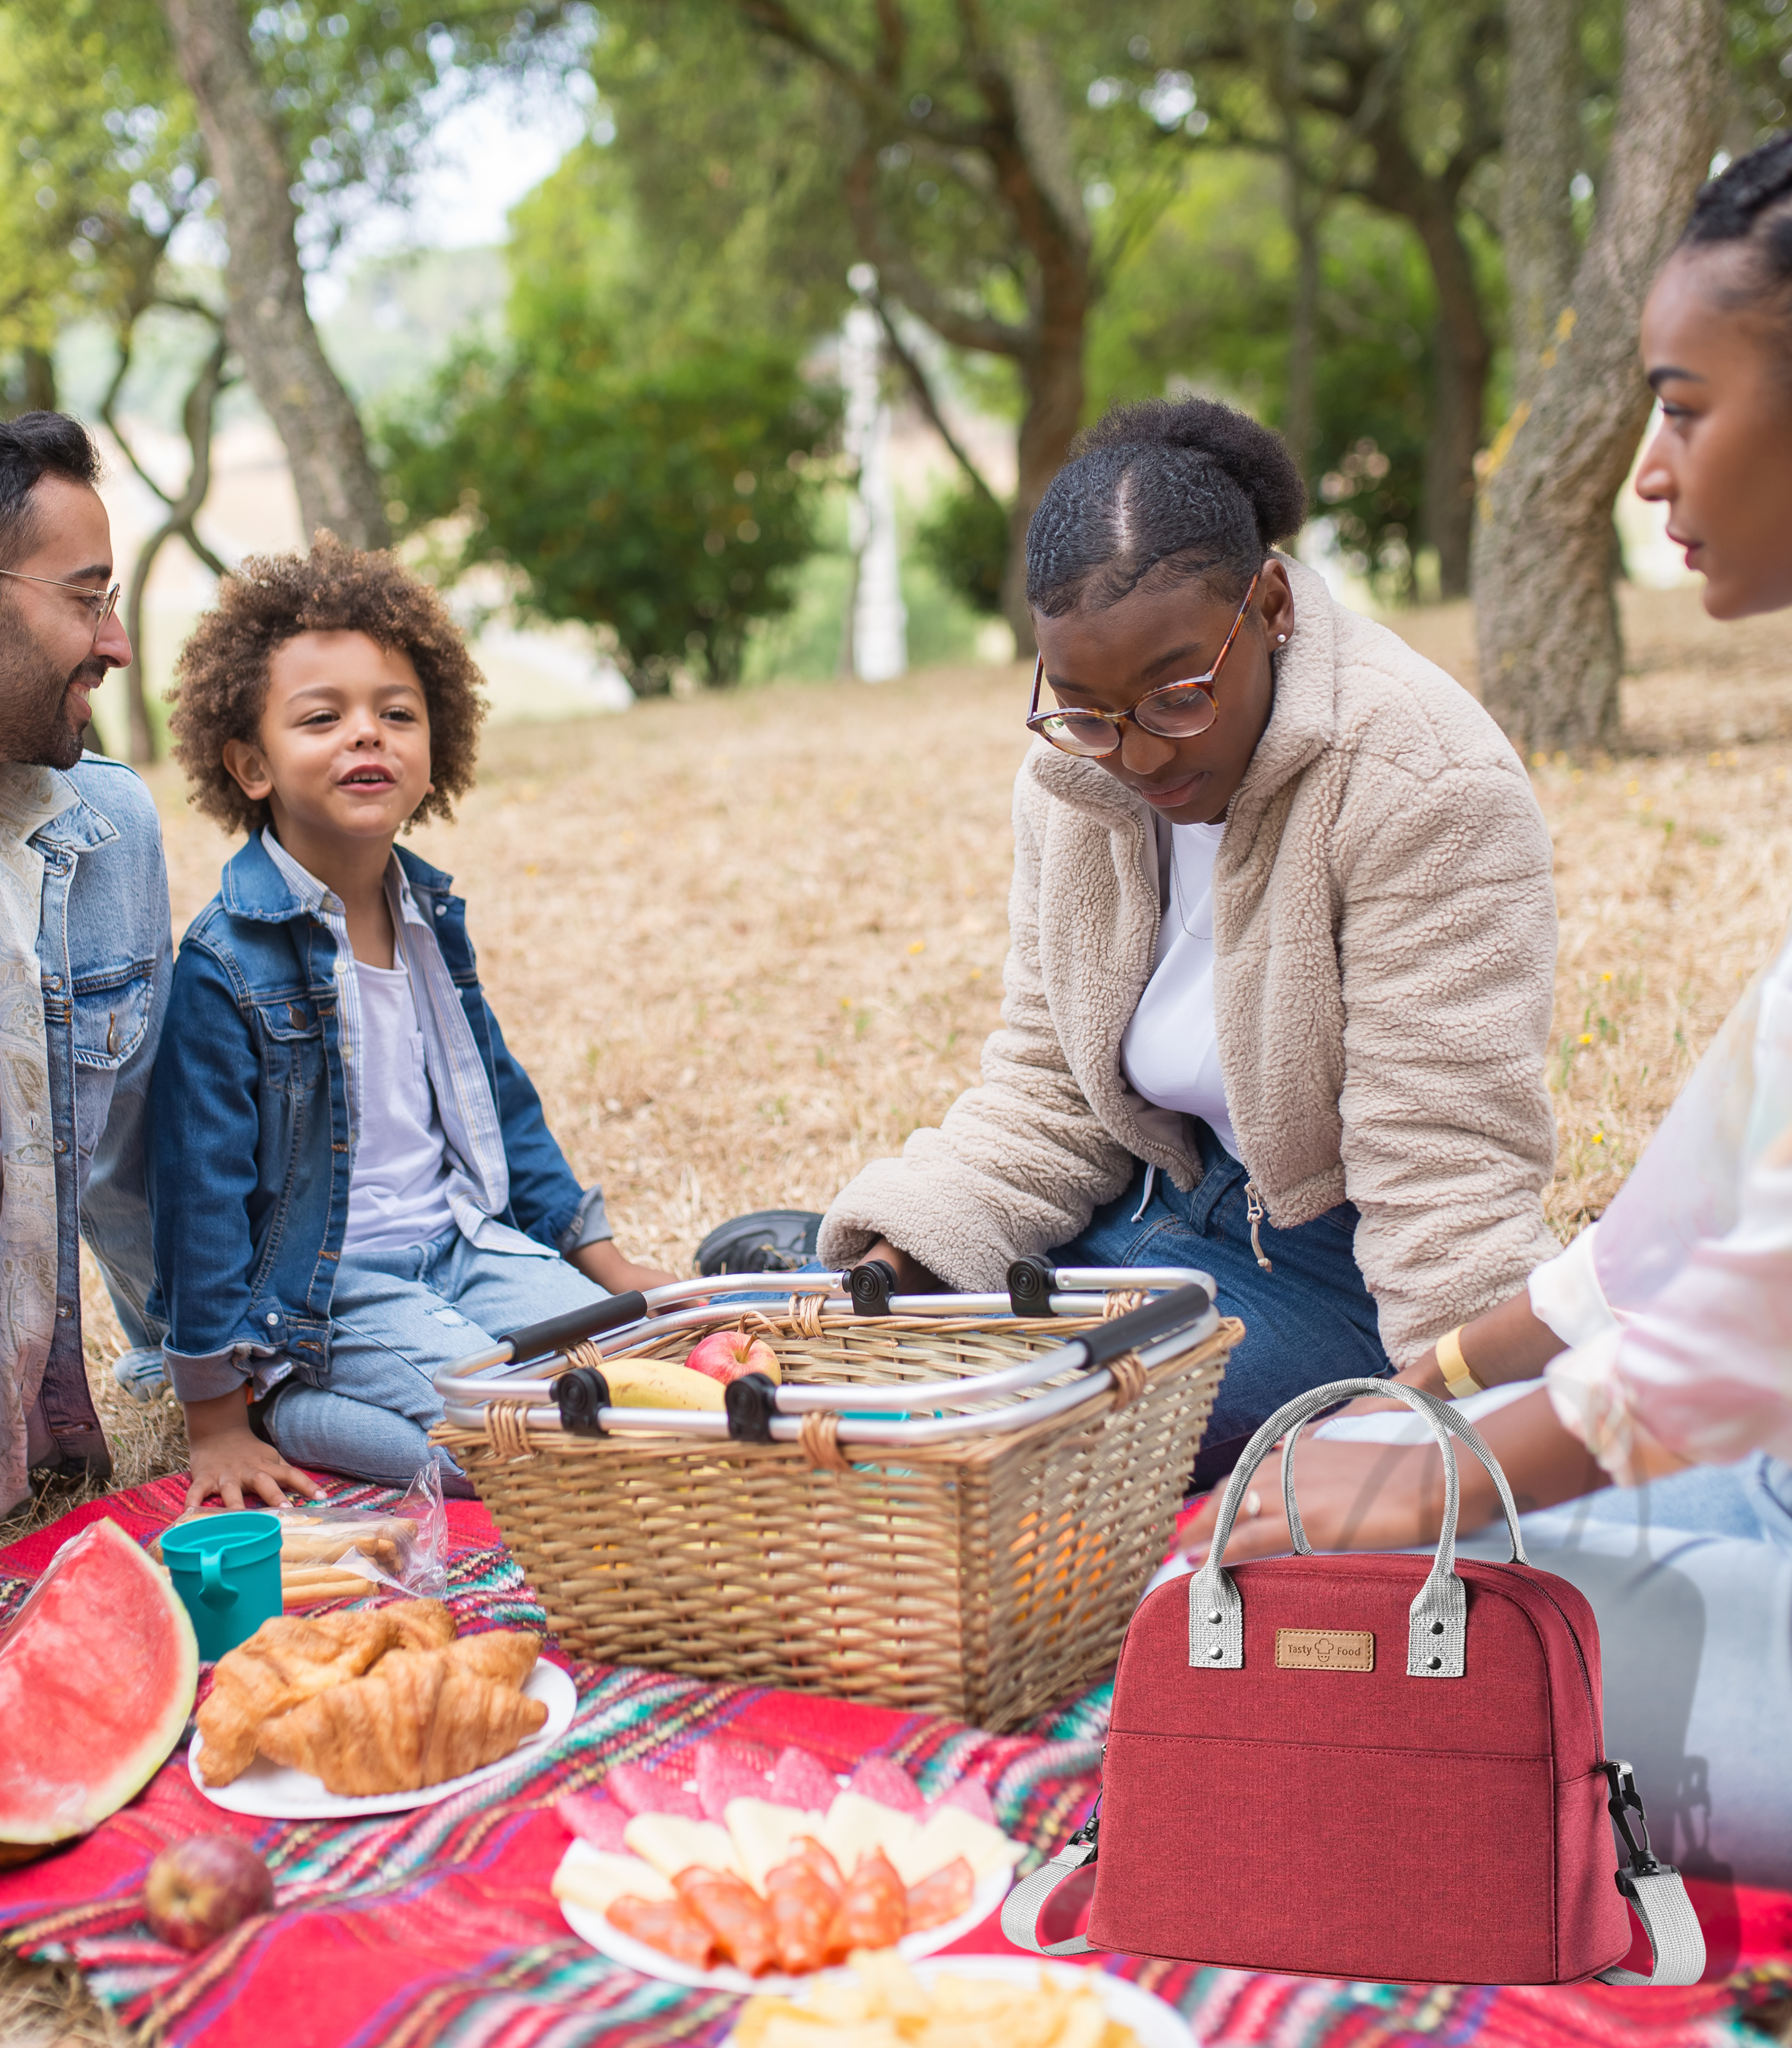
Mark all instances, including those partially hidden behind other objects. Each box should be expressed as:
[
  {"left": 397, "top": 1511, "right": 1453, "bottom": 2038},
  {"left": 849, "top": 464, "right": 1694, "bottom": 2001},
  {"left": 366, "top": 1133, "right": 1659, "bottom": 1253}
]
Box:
[{"left": 1276, "top": 633, "right": 1287, "bottom": 644}]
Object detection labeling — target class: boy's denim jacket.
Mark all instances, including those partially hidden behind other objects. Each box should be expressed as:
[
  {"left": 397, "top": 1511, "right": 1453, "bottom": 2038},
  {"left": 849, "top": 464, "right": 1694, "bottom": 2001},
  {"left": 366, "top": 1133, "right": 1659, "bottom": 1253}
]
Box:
[
  {"left": 148, "top": 835, "right": 598, "bottom": 1402},
  {"left": 39, "top": 758, "right": 172, "bottom": 1474}
]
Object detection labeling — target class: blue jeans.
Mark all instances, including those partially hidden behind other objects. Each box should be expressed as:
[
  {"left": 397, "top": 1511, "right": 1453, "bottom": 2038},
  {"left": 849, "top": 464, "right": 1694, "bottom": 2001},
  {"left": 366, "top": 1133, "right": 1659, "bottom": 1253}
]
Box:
[
  {"left": 263, "top": 1227, "right": 608, "bottom": 1486},
  {"left": 1459, "top": 1453, "right": 1792, "bottom": 1902},
  {"left": 1049, "top": 1129, "right": 1389, "bottom": 1488}
]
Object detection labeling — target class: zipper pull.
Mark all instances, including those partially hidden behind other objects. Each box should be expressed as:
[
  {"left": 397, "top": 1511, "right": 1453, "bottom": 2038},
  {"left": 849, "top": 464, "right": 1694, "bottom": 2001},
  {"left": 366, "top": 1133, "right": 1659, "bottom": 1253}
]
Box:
[{"left": 1244, "top": 1182, "right": 1274, "bottom": 1273}]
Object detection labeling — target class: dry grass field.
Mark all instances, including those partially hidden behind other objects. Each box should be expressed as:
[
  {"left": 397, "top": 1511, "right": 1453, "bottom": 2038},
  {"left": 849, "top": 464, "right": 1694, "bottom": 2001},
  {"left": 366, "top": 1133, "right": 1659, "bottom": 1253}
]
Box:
[
  {"left": 8, "top": 578, "right": 1792, "bottom": 1551},
  {"left": 3, "top": 580, "right": 1792, "bottom": 2037}
]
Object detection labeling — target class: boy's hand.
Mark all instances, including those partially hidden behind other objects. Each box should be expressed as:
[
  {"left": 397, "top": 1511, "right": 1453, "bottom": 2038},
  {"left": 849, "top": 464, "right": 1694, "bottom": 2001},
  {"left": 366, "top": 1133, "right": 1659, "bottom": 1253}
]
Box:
[
  {"left": 570, "top": 1240, "right": 682, "bottom": 1297},
  {"left": 183, "top": 1390, "right": 323, "bottom": 1511}
]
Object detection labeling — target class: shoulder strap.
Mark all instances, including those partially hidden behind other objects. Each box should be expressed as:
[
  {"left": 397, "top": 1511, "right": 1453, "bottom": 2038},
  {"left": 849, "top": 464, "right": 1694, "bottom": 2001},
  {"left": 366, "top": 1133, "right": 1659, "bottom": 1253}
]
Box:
[
  {"left": 999, "top": 1823, "right": 1100, "bottom": 1957},
  {"left": 1597, "top": 1866, "right": 1705, "bottom": 1985},
  {"left": 1595, "top": 1762, "right": 1706, "bottom": 1985}
]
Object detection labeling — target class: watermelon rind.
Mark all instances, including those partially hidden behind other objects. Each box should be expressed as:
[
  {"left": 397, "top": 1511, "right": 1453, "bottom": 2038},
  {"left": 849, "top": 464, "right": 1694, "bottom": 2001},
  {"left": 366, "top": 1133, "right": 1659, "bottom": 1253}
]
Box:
[{"left": 0, "top": 1519, "right": 199, "bottom": 1851}]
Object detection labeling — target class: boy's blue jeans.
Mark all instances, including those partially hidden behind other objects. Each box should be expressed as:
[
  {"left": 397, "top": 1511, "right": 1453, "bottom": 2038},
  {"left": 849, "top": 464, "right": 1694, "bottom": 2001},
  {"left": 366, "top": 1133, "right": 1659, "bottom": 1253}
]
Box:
[
  {"left": 1049, "top": 1124, "right": 1390, "bottom": 1488},
  {"left": 263, "top": 1227, "right": 608, "bottom": 1486}
]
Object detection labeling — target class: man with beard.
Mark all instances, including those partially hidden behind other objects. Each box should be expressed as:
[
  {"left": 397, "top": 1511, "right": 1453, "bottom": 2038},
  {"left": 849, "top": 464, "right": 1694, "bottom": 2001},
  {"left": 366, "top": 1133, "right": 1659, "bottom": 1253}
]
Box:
[{"left": 0, "top": 412, "right": 171, "bottom": 1517}]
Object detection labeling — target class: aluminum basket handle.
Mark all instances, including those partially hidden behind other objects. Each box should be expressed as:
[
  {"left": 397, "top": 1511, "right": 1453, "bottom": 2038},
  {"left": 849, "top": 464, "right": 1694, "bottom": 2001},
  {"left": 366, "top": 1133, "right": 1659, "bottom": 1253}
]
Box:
[
  {"left": 433, "top": 1265, "right": 1215, "bottom": 1411},
  {"left": 438, "top": 1279, "right": 1220, "bottom": 1445}
]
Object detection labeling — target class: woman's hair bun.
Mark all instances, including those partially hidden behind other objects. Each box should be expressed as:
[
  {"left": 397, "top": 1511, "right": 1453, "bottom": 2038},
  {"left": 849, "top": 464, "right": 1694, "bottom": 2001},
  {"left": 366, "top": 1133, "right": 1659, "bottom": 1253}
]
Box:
[{"left": 1072, "top": 395, "right": 1307, "bottom": 547}]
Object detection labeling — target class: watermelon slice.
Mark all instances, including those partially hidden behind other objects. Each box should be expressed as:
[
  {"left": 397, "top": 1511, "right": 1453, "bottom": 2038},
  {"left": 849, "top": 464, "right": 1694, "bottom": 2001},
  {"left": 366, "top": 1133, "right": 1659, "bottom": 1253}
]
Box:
[
  {"left": 694, "top": 1741, "right": 774, "bottom": 1821},
  {"left": 605, "top": 1761, "right": 703, "bottom": 1820},
  {"left": 556, "top": 1793, "right": 631, "bottom": 1851},
  {"left": 768, "top": 1745, "right": 839, "bottom": 1814},
  {"left": 847, "top": 1757, "right": 925, "bottom": 1814},
  {"left": 927, "top": 1777, "right": 997, "bottom": 1828},
  {"left": 0, "top": 1520, "right": 199, "bottom": 1861}
]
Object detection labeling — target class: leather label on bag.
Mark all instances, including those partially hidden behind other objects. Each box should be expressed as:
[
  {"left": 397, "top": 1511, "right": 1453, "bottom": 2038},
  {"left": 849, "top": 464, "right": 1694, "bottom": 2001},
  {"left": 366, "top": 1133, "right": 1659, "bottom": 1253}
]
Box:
[{"left": 1275, "top": 1628, "right": 1374, "bottom": 1672}]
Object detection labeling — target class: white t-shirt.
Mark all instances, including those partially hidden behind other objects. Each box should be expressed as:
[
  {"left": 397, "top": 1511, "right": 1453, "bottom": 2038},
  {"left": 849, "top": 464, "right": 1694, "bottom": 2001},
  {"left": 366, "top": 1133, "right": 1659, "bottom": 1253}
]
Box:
[
  {"left": 343, "top": 955, "right": 457, "bottom": 1254},
  {"left": 1118, "top": 820, "right": 1240, "bottom": 1158}
]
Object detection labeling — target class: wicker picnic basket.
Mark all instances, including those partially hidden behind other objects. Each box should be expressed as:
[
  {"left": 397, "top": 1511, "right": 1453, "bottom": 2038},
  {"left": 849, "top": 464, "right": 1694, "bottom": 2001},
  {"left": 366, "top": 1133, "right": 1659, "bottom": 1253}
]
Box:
[{"left": 434, "top": 1265, "right": 1233, "bottom": 1731}]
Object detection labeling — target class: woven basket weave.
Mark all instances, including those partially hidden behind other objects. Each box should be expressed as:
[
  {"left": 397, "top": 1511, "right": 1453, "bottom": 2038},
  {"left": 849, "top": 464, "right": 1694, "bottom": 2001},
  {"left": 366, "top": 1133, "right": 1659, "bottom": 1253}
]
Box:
[{"left": 437, "top": 1303, "right": 1234, "bottom": 1731}]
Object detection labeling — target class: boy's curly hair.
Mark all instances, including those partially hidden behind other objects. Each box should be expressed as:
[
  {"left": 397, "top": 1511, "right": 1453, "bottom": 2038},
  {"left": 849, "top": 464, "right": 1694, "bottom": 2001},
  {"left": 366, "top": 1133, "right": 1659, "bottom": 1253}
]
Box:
[{"left": 169, "top": 532, "right": 486, "bottom": 836}]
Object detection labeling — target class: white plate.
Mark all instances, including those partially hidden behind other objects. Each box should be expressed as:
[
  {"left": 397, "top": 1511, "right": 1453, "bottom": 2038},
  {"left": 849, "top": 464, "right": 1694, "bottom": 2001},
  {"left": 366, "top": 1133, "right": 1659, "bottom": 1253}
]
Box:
[
  {"left": 727, "top": 1956, "right": 1193, "bottom": 2048},
  {"left": 190, "top": 1660, "right": 577, "bottom": 1818},
  {"left": 559, "top": 1837, "right": 1014, "bottom": 1995}
]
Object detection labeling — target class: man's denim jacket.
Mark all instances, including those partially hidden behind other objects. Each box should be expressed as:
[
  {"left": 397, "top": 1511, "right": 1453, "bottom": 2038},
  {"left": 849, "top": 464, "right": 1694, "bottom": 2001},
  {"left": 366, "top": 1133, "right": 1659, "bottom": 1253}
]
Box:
[
  {"left": 39, "top": 757, "right": 173, "bottom": 1475},
  {"left": 147, "top": 835, "right": 594, "bottom": 1402}
]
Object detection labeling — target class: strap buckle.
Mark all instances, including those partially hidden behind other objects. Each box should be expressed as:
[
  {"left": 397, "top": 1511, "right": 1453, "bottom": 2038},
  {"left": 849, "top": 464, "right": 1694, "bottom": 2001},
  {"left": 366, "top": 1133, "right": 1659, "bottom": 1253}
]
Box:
[
  {"left": 1064, "top": 1799, "right": 1100, "bottom": 1855},
  {"left": 1601, "top": 1759, "right": 1674, "bottom": 1893}
]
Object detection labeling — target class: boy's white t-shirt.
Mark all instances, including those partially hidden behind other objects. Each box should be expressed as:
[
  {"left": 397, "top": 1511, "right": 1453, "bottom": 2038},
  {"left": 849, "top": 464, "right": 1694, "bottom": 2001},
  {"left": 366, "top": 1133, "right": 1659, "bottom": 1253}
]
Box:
[
  {"left": 343, "top": 954, "right": 457, "bottom": 1254},
  {"left": 1118, "top": 820, "right": 1241, "bottom": 1158}
]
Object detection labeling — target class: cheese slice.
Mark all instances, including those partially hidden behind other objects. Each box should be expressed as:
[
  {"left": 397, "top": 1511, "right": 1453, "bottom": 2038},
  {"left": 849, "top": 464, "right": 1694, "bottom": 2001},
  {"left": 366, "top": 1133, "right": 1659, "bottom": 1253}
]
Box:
[
  {"left": 550, "top": 1844, "right": 673, "bottom": 1915},
  {"left": 622, "top": 1812, "right": 742, "bottom": 1882},
  {"left": 724, "top": 1797, "right": 825, "bottom": 1895},
  {"left": 889, "top": 1806, "right": 1024, "bottom": 1888},
  {"left": 819, "top": 1789, "right": 920, "bottom": 1876}
]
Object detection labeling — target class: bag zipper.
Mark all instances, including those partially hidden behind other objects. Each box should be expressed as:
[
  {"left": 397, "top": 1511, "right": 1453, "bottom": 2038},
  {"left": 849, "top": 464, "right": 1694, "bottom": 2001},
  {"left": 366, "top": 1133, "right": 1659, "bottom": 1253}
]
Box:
[{"left": 1518, "top": 1570, "right": 1596, "bottom": 1720}]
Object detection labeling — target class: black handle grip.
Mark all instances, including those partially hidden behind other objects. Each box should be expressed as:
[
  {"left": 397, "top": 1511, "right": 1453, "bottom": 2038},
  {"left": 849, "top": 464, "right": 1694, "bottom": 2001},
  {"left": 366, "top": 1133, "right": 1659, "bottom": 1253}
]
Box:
[
  {"left": 1076, "top": 1283, "right": 1213, "bottom": 1368},
  {"left": 724, "top": 1371, "right": 781, "bottom": 1443},
  {"left": 848, "top": 1260, "right": 899, "bottom": 1316},
  {"left": 1007, "top": 1255, "right": 1056, "bottom": 1317},
  {"left": 501, "top": 1289, "right": 647, "bottom": 1364},
  {"left": 554, "top": 1366, "right": 611, "bottom": 1437}
]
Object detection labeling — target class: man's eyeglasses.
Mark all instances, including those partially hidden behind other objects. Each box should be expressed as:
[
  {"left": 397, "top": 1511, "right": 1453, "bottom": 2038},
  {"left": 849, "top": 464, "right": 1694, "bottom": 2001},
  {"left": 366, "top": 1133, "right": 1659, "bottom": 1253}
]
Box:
[
  {"left": 0, "top": 568, "right": 121, "bottom": 649},
  {"left": 1026, "top": 570, "right": 1261, "bottom": 759}
]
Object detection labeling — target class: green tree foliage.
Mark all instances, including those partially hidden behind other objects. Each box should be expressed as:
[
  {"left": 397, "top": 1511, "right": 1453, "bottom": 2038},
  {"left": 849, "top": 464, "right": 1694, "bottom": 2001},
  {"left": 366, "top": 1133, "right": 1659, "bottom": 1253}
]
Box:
[
  {"left": 381, "top": 154, "right": 838, "bottom": 689},
  {"left": 591, "top": 2, "right": 1217, "bottom": 647},
  {"left": 0, "top": 0, "right": 205, "bottom": 397},
  {"left": 914, "top": 478, "right": 1009, "bottom": 616}
]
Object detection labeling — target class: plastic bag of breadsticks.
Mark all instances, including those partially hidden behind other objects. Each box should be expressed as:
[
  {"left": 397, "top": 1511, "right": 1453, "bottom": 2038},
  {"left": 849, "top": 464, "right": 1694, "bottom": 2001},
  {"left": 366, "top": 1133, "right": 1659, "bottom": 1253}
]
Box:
[
  {"left": 271, "top": 1462, "right": 449, "bottom": 1605},
  {"left": 156, "top": 1461, "right": 449, "bottom": 1607}
]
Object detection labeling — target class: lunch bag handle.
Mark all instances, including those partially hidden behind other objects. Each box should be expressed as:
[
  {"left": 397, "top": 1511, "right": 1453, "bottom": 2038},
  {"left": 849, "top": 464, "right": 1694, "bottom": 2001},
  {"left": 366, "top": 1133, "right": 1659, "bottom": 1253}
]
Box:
[
  {"left": 1192, "top": 1378, "right": 1527, "bottom": 1680},
  {"left": 1003, "top": 1378, "right": 1706, "bottom": 1982}
]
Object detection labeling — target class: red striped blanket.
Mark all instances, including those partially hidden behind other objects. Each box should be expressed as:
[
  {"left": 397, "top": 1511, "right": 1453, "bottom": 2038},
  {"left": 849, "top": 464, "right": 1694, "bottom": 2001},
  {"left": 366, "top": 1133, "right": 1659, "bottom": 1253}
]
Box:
[{"left": 0, "top": 1480, "right": 1782, "bottom": 2048}]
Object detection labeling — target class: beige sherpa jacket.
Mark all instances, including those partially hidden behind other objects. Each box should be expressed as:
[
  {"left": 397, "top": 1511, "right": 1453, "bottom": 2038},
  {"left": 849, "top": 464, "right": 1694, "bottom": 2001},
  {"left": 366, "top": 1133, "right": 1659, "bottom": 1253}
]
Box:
[{"left": 819, "top": 558, "right": 1562, "bottom": 1365}]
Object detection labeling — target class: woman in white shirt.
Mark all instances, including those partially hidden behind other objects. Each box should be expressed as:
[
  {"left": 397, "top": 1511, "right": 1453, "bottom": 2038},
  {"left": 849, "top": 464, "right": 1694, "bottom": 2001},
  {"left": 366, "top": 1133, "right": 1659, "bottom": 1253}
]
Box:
[{"left": 1187, "top": 135, "right": 1792, "bottom": 1893}]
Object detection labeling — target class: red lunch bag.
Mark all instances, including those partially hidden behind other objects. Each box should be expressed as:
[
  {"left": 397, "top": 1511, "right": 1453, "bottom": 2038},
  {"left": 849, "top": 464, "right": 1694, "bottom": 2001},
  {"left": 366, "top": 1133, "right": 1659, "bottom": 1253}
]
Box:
[{"left": 1003, "top": 1379, "right": 1704, "bottom": 1986}]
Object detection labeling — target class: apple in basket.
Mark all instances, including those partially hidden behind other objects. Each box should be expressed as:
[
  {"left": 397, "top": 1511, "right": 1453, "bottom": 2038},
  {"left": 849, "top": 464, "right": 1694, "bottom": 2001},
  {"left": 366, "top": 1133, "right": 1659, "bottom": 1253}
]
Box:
[{"left": 684, "top": 1331, "right": 781, "bottom": 1386}]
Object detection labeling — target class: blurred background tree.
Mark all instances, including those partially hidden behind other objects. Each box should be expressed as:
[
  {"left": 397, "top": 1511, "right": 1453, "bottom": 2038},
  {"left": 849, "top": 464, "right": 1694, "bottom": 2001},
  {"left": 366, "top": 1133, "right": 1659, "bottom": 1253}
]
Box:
[
  {"left": 7, "top": 0, "right": 1789, "bottom": 741},
  {"left": 380, "top": 156, "right": 838, "bottom": 688}
]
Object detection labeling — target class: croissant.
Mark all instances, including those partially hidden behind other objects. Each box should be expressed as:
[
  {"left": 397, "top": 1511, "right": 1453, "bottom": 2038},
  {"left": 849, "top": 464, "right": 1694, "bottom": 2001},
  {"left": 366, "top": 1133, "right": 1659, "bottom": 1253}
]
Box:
[
  {"left": 197, "top": 1610, "right": 401, "bottom": 1786},
  {"left": 257, "top": 1653, "right": 548, "bottom": 1795},
  {"left": 380, "top": 1599, "right": 458, "bottom": 1653},
  {"left": 376, "top": 1630, "right": 539, "bottom": 1691}
]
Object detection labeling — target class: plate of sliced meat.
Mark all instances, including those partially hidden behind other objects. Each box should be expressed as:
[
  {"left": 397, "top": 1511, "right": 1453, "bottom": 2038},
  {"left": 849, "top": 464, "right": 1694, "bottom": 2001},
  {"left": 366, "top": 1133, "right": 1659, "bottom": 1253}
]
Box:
[{"left": 551, "top": 1741, "right": 1024, "bottom": 1992}]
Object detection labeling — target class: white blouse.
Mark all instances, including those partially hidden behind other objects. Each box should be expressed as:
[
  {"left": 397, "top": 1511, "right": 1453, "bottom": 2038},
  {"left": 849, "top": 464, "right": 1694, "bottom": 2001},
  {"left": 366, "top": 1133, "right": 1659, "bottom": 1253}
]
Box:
[{"left": 1118, "top": 821, "right": 1240, "bottom": 1158}]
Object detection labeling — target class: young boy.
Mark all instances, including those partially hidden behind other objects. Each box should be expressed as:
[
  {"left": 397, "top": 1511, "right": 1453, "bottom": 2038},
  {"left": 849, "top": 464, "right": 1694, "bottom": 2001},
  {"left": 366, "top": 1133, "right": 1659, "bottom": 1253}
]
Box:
[{"left": 150, "top": 537, "right": 676, "bottom": 1508}]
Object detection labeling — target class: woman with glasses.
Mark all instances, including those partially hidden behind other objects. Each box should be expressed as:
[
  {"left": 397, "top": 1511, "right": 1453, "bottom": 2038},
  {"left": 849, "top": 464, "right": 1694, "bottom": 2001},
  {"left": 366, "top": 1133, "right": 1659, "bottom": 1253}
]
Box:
[{"left": 818, "top": 395, "right": 1562, "bottom": 1483}]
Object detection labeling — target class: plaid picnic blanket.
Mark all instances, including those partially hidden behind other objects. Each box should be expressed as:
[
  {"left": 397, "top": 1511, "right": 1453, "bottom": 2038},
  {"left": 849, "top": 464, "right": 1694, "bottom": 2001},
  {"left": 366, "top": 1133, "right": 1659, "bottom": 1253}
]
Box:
[{"left": 0, "top": 1480, "right": 1780, "bottom": 2048}]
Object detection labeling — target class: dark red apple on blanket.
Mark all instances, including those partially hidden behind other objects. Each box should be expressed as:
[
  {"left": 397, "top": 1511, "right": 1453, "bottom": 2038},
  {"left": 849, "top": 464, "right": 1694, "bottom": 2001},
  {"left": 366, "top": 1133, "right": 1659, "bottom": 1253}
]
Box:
[
  {"left": 145, "top": 1835, "right": 274, "bottom": 1951},
  {"left": 684, "top": 1331, "right": 780, "bottom": 1386}
]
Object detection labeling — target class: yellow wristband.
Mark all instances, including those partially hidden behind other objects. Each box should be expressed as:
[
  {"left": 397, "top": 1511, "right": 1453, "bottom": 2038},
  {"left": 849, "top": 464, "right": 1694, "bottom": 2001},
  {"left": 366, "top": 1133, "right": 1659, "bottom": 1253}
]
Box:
[{"left": 1436, "top": 1326, "right": 1483, "bottom": 1400}]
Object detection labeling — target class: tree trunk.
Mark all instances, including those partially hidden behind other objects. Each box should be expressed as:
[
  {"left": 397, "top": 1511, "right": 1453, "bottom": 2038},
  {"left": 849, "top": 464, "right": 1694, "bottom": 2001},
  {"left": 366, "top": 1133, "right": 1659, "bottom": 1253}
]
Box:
[
  {"left": 1473, "top": 0, "right": 1727, "bottom": 756},
  {"left": 1409, "top": 196, "right": 1490, "bottom": 599},
  {"left": 159, "top": 0, "right": 389, "bottom": 551},
  {"left": 106, "top": 322, "right": 230, "bottom": 763},
  {"left": 1001, "top": 328, "right": 1086, "bottom": 659},
  {"left": 21, "top": 347, "right": 55, "bottom": 414},
  {"left": 1284, "top": 169, "right": 1322, "bottom": 489},
  {"left": 1501, "top": 0, "right": 1581, "bottom": 406}
]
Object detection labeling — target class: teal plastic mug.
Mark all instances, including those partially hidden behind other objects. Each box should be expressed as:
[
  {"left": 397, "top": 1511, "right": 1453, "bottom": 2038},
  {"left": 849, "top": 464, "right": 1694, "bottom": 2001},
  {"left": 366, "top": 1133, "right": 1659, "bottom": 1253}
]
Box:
[{"left": 160, "top": 1511, "right": 284, "bottom": 1661}]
